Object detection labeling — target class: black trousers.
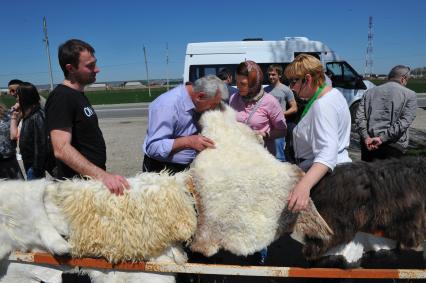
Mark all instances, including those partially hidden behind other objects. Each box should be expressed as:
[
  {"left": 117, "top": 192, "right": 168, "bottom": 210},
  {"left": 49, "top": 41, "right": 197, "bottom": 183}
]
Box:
[
  {"left": 0, "top": 157, "right": 24, "bottom": 180},
  {"left": 142, "top": 154, "right": 190, "bottom": 174},
  {"left": 360, "top": 141, "right": 404, "bottom": 162}
]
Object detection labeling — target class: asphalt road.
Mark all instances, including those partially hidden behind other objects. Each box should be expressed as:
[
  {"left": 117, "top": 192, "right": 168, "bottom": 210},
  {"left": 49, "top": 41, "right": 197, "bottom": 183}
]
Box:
[
  {"left": 418, "top": 93, "right": 426, "bottom": 109},
  {"left": 95, "top": 93, "right": 426, "bottom": 120},
  {"left": 100, "top": 104, "right": 426, "bottom": 177},
  {"left": 94, "top": 103, "right": 149, "bottom": 119}
]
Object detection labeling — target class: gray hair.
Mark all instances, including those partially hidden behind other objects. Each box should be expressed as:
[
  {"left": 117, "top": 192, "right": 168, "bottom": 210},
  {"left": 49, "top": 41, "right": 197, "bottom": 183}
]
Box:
[
  {"left": 193, "top": 75, "right": 229, "bottom": 101},
  {"left": 388, "top": 65, "right": 410, "bottom": 80}
]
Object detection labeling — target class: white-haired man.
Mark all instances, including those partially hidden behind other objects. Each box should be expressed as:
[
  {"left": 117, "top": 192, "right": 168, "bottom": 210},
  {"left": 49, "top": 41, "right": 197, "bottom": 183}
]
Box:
[
  {"left": 355, "top": 65, "right": 417, "bottom": 161},
  {"left": 142, "top": 75, "right": 228, "bottom": 173}
]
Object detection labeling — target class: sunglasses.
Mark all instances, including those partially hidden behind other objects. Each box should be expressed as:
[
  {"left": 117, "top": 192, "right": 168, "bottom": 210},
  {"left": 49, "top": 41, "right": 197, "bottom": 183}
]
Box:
[{"left": 288, "top": 77, "right": 302, "bottom": 86}]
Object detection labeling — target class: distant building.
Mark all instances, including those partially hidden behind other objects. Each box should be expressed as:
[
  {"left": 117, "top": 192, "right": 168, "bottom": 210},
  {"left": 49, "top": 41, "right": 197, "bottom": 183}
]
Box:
[
  {"left": 0, "top": 88, "right": 8, "bottom": 96},
  {"left": 85, "top": 83, "right": 107, "bottom": 91},
  {"left": 124, "top": 81, "right": 146, "bottom": 89}
]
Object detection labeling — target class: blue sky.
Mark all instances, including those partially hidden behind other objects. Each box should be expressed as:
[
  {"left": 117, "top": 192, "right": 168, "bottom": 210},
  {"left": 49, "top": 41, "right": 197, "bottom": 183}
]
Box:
[{"left": 1, "top": 0, "right": 425, "bottom": 86}]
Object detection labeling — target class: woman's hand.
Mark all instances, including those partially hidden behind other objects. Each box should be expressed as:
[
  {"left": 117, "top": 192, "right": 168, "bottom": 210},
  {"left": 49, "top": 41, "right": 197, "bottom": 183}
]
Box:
[
  {"left": 287, "top": 162, "right": 330, "bottom": 212},
  {"left": 287, "top": 183, "right": 311, "bottom": 212},
  {"left": 254, "top": 130, "right": 270, "bottom": 140}
]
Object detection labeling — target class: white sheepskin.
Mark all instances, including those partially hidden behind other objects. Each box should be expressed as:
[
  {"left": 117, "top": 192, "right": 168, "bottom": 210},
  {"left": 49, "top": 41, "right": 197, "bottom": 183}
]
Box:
[
  {"left": 47, "top": 171, "right": 197, "bottom": 263},
  {"left": 0, "top": 179, "right": 70, "bottom": 261},
  {"left": 0, "top": 261, "right": 69, "bottom": 283},
  {"left": 189, "top": 105, "right": 332, "bottom": 257}
]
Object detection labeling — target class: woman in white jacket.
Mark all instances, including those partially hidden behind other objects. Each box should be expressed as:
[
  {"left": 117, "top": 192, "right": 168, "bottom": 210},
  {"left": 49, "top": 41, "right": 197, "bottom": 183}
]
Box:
[{"left": 285, "top": 54, "right": 352, "bottom": 212}]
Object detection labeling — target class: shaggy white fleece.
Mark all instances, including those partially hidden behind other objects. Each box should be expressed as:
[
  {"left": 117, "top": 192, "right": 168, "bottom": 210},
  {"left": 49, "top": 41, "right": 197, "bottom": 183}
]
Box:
[
  {"left": 47, "top": 172, "right": 197, "bottom": 264},
  {"left": 189, "top": 105, "right": 332, "bottom": 257},
  {"left": 0, "top": 261, "right": 68, "bottom": 283},
  {"left": 0, "top": 179, "right": 70, "bottom": 261}
]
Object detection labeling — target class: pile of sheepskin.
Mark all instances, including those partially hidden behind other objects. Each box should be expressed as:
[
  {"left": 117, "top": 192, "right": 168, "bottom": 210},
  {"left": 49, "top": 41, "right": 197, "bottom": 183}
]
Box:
[
  {"left": 189, "top": 104, "right": 332, "bottom": 257},
  {"left": 47, "top": 171, "right": 197, "bottom": 263}
]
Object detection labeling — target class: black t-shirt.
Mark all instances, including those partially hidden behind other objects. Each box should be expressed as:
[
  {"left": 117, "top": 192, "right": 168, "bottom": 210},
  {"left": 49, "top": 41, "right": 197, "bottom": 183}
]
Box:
[{"left": 45, "top": 84, "right": 106, "bottom": 178}]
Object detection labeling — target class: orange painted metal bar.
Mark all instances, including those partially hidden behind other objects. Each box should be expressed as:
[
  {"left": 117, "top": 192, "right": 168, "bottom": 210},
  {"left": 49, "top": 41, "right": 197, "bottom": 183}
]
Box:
[
  {"left": 288, "top": 267, "right": 401, "bottom": 279},
  {"left": 8, "top": 252, "right": 426, "bottom": 279},
  {"left": 11, "top": 252, "right": 147, "bottom": 271}
]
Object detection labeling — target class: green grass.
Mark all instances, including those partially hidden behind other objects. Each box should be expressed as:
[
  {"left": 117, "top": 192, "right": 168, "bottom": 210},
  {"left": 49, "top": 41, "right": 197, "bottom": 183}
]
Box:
[
  {"left": 2, "top": 79, "right": 426, "bottom": 108},
  {"left": 82, "top": 87, "right": 167, "bottom": 105},
  {"left": 369, "top": 79, "right": 426, "bottom": 93},
  {"left": 0, "top": 87, "right": 170, "bottom": 107},
  {"left": 0, "top": 95, "right": 16, "bottom": 108}
]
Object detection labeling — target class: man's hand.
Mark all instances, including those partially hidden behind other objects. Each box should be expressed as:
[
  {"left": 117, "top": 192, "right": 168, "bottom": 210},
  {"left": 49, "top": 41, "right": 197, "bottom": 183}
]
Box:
[
  {"left": 187, "top": 135, "right": 215, "bottom": 151},
  {"left": 99, "top": 172, "right": 130, "bottom": 196},
  {"left": 365, "top": 137, "right": 382, "bottom": 151}
]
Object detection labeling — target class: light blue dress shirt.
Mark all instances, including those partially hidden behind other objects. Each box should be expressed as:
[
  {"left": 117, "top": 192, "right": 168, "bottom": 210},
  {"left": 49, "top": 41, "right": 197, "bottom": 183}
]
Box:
[{"left": 142, "top": 85, "right": 198, "bottom": 164}]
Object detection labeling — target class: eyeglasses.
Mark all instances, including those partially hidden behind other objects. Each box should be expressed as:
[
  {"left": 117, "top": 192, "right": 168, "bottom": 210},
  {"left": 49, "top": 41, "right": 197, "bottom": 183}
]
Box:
[
  {"left": 288, "top": 77, "right": 302, "bottom": 87},
  {"left": 402, "top": 67, "right": 411, "bottom": 79}
]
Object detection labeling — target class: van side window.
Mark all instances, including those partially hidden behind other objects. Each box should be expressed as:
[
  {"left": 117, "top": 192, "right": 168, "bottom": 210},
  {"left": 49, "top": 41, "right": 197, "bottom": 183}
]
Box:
[
  {"left": 326, "top": 62, "right": 365, "bottom": 90},
  {"left": 189, "top": 63, "right": 289, "bottom": 86}
]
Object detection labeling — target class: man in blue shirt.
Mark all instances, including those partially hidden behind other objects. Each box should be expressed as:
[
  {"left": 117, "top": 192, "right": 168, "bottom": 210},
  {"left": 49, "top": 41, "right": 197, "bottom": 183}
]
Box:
[{"left": 142, "top": 75, "right": 228, "bottom": 173}]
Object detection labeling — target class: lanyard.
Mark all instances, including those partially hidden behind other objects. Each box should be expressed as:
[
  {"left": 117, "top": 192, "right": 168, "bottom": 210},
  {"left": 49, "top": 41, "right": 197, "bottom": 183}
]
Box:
[{"left": 301, "top": 84, "right": 326, "bottom": 119}]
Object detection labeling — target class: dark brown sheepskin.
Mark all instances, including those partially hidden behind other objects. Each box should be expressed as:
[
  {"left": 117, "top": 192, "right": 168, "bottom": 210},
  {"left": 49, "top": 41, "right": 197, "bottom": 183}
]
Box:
[{"left": 303, "top": 156, "right": 426, "bottom": 260}]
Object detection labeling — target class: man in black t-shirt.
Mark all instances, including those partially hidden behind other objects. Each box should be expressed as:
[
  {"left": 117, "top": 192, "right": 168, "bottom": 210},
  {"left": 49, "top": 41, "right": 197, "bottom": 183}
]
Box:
[{"left": 45, "top": 39, "right": 129, "bottom": 195}]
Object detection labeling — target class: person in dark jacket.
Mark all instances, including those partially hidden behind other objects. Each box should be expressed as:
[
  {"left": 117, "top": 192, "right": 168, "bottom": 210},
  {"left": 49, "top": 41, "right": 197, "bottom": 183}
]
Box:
[
  {"left": 16, "top": 82, "right": 52, "bottom": 179},
  {"left": 0, "top": 103, "right": 24, "bottom": 179}
]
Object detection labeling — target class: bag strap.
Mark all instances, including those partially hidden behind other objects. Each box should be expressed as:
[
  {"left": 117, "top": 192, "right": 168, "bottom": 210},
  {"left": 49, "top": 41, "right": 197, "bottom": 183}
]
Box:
[{"left": 244, "top": 91, "right": 265, "bottom": 125}]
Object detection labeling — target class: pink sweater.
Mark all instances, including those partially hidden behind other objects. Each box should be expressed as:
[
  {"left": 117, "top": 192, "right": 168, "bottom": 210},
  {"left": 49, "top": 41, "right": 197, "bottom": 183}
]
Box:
[{"left": 230, "top": 93, "right": 286, "bottom": 155}]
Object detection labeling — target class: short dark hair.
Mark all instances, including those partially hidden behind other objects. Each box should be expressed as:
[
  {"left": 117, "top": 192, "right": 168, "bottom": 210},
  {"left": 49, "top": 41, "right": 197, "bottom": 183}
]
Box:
[
  {"left": 58, "top": 39, "right": 95, "bottom": 78},
  {"left": 268, "top": 64, "right": 283, "bottom": 76},
  {"left": 16, "top": 82, "right": 40, "bottom": 116},
  {"left": 217, "top": 68, "right": 232, "bottom": 81},
  {"left": 8, "top": 79, "right": 23, "bottom": 86}
]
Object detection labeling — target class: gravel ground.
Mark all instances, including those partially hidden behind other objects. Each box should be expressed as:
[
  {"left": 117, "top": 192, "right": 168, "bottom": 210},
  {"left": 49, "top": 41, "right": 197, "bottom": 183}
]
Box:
[
  {"left": 100, "top": 117, "right": 147, "bottom": 177},
  {"left": 100, "top": 107, "right": 426, "bottom": 177}
]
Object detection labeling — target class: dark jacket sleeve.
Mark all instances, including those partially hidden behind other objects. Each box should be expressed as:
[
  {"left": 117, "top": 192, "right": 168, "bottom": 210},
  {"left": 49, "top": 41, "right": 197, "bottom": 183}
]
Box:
[{"left": 31, "top": 112, "right": 48, "bottom": 177}]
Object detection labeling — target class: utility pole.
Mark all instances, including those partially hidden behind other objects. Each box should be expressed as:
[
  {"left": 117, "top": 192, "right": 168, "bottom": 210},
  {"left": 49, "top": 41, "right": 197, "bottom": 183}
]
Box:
[
  {"left": 166, "top": 42, "right": 169, "bottom": 91},
  {"left": 43, "top": 16, "right": 54, "bottom": 91},
  {"left": 364, "top": 16, "right": 374, "bottom": 78},
  {"left": 143, "top": 45, "right": 151, "bottom": 97}
]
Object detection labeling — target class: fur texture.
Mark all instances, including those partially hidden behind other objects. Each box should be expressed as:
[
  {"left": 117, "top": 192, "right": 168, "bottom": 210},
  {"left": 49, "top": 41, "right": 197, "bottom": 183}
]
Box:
[
  {"left": 303, "top": 156, "right": 426, "bottom": 261},
  {"left": 189, "top": 105, "right": 332, "bottom": 257},
  {"left": 47, "top": 172, "right": 196, "bottom": 263},
  {"left": 0, "top": 261, "right": 67, "bottom": 283},
  {"left": 0, "top": 179, "right": 70, "bottom": 261}
]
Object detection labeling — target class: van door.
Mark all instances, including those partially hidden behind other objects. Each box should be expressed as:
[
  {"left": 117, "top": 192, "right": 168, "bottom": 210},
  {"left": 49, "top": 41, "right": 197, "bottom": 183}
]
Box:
[
  {"left": 326, "top": 61, "right": 367, "bottom": 103},
  {"left": 326, "top": 61, "right": 373, "bottom": 121}
]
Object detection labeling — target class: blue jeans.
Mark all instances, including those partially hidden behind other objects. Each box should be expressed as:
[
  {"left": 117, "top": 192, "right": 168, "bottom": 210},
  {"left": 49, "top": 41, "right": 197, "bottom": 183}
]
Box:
[
  {"left": 275, "top": 137, "right": 286, "bottom": 162},
  {"left": 26, "top": 167, "right": 36, "bottom": 180}
]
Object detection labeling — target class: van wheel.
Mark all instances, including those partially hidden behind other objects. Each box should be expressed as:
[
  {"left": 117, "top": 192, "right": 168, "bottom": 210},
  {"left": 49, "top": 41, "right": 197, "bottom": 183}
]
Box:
[
  {"left": 349, "top": 101, "right": 360, "bottom": 132},
  {"left": 349, "top": 101, "right": 360, "bottom": 122}
]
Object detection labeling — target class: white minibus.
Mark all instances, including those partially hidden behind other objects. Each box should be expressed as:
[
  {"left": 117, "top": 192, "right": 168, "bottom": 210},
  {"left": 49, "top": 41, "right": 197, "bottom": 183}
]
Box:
[{"left": 183, "top": 37, "right": 374, "bottom": 118}]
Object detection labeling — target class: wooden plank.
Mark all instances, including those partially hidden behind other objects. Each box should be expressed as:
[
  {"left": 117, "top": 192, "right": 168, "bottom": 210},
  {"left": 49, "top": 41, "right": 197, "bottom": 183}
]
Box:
[{"left": 8, "top": 252, "right": 426, "bottom": 279}]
